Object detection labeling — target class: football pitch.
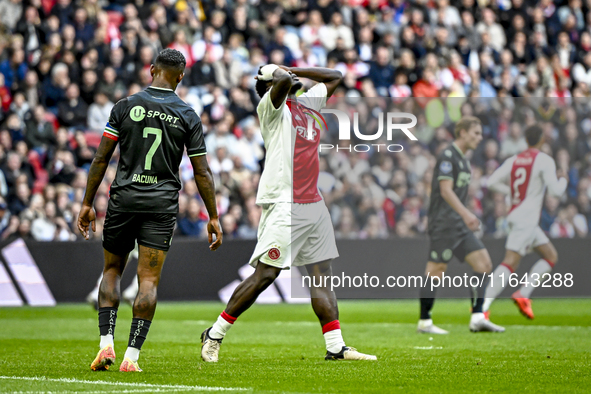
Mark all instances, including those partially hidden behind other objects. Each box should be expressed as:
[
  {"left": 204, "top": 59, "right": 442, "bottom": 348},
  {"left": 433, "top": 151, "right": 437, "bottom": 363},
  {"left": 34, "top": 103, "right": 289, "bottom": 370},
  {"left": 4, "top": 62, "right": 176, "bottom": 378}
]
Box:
[{"left": 1, "top": 300, "right": 590, "bottom": 393}]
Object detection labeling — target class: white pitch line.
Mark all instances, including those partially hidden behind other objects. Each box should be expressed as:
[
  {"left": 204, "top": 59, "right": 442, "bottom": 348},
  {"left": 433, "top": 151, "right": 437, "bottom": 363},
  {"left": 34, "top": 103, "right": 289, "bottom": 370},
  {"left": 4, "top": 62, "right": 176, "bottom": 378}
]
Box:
[
  {"left": 11, "top": 390, "right": 181, "bottom": 394},
  {"left": 0, "top": 376, "right": 250, "bottom": 392}
]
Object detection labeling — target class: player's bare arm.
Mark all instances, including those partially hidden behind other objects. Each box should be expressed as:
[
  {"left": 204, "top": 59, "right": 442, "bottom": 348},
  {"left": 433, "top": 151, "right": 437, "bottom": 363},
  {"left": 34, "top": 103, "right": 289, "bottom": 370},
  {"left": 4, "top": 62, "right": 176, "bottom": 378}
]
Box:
[
  {"left": 77, "top": 136, "right": 118, "bottom": 240},
  {"left": 190, "top": 155, "right": 223, "bottom": 251},
  {"left": 439, "top": 179, "right": 480, "bottom": 231},
  {"left": 269, "top": 67, "right": 293, "bottom": 108},
  {"left": 283, "top": 67, "right": 343, "bottom": 96}
]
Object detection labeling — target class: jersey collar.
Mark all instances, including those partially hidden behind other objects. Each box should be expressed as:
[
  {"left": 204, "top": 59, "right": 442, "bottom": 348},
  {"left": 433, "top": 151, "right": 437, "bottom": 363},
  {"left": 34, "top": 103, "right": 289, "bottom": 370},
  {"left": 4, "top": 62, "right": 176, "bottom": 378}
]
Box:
[
  {"left": 452, "top": 142, "right": 466, "bottom": 158},
  {"left": 148, "top": 86, "right": 175, "bottom": 93}
]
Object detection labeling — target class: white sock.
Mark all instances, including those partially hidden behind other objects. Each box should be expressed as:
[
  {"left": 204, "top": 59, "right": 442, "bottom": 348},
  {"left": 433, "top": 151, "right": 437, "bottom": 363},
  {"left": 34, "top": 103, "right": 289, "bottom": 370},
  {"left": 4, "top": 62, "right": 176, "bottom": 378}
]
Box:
[
  {"left": 99, "top": 334, "right": 113, "bottom": 349},
  {"left": 483, "top": 263, "right": 512, "bottom": 312},
  {"left": 324, "top": 329, "right": 346, "bottom": 353},
  {"left": 124, "top": 347, "right": 140, "bottom": 363},
  {"left": 520, "top": 259, "right": 553, "bottom": 298},
  {"left": 210, "top": 314, "right": 234, "bottom": 339}
]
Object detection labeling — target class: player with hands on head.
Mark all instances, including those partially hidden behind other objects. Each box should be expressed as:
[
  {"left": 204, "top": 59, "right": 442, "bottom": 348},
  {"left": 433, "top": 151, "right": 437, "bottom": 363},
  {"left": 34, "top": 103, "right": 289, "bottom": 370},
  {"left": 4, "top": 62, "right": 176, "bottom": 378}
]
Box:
[
  {"left": 200, "top": 64, "right": 376, "bottom": 362},
  {"left": 78, "top": 48, "right": 222, "bottom": 373}
]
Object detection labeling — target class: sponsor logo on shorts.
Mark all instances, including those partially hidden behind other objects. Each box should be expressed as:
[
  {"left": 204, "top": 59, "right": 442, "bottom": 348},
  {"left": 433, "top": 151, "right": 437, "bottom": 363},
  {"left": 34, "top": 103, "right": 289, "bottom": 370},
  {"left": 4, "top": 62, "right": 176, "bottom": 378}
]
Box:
[
  {"left": 430, "top": 251, "right": 438, "bottom": 261},
  {"left": 268, "top": 248, "right": 281, "bottom": 260}
]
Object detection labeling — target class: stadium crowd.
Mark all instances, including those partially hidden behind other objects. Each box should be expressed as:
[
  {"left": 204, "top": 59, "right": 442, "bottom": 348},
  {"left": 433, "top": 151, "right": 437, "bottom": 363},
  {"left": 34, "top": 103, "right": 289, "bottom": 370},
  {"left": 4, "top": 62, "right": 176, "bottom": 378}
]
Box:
[{"left": 0, "top": 0, "right": 590, "bottom": 242}]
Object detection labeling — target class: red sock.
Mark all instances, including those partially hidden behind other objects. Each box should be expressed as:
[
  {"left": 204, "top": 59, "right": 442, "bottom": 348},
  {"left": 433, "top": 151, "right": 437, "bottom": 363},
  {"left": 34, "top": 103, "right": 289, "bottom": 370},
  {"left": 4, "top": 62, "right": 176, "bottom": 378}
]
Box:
[
  {"left": 544, "top": 259, "right": 555, "bottom": 268},
  {"left": 221, "top": 311, "right": 237, "bottom": 324},
  {"left": 322, "top": 320, "right": 341, "bottom": 334}
]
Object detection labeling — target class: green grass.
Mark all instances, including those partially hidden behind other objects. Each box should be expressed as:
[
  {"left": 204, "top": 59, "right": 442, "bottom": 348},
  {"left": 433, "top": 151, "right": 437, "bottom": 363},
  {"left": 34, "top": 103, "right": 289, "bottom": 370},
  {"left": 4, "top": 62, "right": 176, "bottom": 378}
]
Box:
[{"left": 0, "top": 300, "right": 590, "bottom": 393}]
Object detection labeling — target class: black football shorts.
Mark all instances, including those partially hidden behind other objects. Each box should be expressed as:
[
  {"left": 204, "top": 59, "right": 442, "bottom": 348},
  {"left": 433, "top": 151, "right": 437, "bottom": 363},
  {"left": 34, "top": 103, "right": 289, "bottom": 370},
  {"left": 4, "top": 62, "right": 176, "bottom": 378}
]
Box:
[
  {"left": 428, "top": 231, "right": 485, "bottom": 264},
  {"left": 103, "top": 207, "right": 176, "bottom": 256}
]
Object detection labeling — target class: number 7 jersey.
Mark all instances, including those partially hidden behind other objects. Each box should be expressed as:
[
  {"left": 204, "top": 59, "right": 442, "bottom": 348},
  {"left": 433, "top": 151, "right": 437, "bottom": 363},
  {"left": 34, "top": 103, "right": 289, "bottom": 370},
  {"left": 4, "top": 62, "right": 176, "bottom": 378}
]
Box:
[
  {"left": 104, "top": 86, "right": 207, "bottom": 214},
  {"left": 487, "top": 148, "right": 567, "bottom": 227}
]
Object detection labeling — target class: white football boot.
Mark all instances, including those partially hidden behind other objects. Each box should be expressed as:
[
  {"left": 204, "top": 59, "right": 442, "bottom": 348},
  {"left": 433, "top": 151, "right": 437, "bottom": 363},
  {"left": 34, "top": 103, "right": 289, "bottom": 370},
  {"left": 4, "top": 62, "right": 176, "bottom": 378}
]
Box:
[
  {"left": 201, "top": 328, "right": 222, "bottom": 362},
  {"left": 469, "top": 313, "right": 505, "bottom": 332},
  {"left": 417, "top": 319, "right": 449, "bottom": 334},
  {"left": 325, "top": 346, "right": 377, "bottom": 360}
]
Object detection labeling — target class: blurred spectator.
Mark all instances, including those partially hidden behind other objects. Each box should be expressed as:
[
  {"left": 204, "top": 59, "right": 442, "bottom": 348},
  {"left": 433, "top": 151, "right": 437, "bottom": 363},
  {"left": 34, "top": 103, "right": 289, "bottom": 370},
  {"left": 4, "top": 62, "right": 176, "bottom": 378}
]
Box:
[
  {"left": 43, "top": 63, "right": 70, "bottom": 110},
  {"left": 178, "top": 198, "right": 205, "bottom": 236},
  {"left": 57, "top": 83, "right": 88, "bottom": 130},
  {"left": 500, "top": 123, "right": 528, "bottom": 159},
  {"left": 550, "top": 208, "right": 575, "bottom": 238},
  {"left": 87, "top": 92, "right": 114, "bottom": 133},
  {"left": 0, "top": 48, "right": 27, "bottom": 91},
  {"left": 25, "top": 105, "right": 56, "bottom": 153}
]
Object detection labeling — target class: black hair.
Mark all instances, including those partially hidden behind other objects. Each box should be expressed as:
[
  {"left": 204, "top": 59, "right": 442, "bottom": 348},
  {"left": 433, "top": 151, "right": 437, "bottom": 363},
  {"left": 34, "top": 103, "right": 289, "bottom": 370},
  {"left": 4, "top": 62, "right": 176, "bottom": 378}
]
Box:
[
  {"left": 525, "top": 125, "right": 543, "bottom": 146},
  {"left": 154, "top": 48, "right": 186, "bottom": 71}
]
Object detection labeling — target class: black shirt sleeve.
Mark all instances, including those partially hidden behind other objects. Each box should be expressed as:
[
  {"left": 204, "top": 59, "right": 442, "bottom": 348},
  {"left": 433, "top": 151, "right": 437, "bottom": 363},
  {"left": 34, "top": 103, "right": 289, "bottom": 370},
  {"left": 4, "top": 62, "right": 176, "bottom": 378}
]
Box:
[
  {"left": 104, "top": 99, "right": 127, "bottom": 140},
  {"left": 185, "top": 109, "right": 207, "bottom": 157},
  {"left": 435, "top": 152, "right": 455, "bottom": 182}
]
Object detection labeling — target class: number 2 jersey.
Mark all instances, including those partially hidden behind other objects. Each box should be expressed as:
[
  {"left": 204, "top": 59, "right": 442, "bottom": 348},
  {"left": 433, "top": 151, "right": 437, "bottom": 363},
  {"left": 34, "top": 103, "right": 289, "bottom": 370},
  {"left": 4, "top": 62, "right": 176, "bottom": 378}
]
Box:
[
  {"left": 103, "top": 86, "right": 207, "bottom": 214},
  {"left": 487, "top": 148, "right": 567, "bottom": 227}
]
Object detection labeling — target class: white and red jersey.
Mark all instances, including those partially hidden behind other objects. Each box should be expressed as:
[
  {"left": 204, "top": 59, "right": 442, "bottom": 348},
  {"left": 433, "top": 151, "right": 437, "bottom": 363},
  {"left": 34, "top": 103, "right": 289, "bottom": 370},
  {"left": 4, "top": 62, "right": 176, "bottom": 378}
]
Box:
[
  {"left": 487, "top": 148, "right": 567, "bottom": 227},
  {"left": 255, "top": 83, "right": 328, "bottom": 205}
]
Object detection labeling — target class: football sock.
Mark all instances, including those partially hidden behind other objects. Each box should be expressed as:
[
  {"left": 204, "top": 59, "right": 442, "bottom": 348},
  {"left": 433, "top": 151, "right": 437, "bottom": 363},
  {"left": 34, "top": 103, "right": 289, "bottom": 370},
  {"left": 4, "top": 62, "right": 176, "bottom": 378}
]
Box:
[
  {"left": 124, "top": 347, "right": 140, "bottom": 363},
  {"left": 210, "top": 311, "right": 236, "bottom": 339},
  {"left": 483, "top": 263, "right": 512, "bottom": 312},
  {"left": 419, "top": 276, "right": 437, "bottom": 319},
  {"left": 126, "top": 318, "right": 151, "bottom": 361},
  {"left": 519, "top": 259, "right": 554, "bottom": 298},
  {"left": 98, "top": 307, "right": 117, "bottom": 348},
  {"left": 322, "top": 320, "right": 345, "bottom": 353},
  {"left": 471, "top": 273, "right": 486, "bottom": 313}
]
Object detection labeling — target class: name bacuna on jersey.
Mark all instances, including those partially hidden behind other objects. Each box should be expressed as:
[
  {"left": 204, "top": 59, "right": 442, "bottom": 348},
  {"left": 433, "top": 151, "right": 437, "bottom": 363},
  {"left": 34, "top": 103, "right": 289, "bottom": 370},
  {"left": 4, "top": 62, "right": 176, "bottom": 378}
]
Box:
[
  {"left": 132, "top": 174, "right": 158, "bottom": 184},
  {"left": 487, "top": 148, "right": 567, "bottom": 227}
]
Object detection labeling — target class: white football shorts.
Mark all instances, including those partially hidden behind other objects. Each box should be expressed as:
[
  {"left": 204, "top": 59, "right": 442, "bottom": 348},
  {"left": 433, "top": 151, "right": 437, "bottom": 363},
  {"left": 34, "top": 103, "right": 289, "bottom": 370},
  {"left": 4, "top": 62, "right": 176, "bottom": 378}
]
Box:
[
  {"left": 505, "top": 222, "right": 550, "bottom": 256},
  {"left": 249, "top": 201, "right": 339, "bottom": 269}
]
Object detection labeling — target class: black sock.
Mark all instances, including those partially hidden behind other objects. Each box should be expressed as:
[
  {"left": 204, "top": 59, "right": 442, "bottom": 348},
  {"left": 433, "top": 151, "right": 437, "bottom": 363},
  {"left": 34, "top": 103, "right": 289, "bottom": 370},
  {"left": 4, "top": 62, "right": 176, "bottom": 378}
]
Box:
[
  {"left": 98, "top": 307, "right": 118, "bottom": 337},
  {"left": 420, "top": 276, "right": 437, "bottom": 320},
  {"left": 471, "top": 274, "right": 486, "bottom": 313},
  {"left": 128, "top": 318, "right": 152, "bottom": 350}
]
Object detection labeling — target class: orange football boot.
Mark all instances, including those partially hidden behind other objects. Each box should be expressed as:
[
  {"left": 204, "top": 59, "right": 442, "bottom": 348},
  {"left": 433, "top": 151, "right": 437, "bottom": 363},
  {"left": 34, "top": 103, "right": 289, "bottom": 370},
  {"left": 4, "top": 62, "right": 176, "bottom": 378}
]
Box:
[
  {"left": 512, "top": 290, "right": 534, "bottom": 319},
  {"left": 119, "top": 357, "right": 143, "bottom": 372},
  {"left": 90, "top": 344, "right": 116, "bottom": 371}
]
